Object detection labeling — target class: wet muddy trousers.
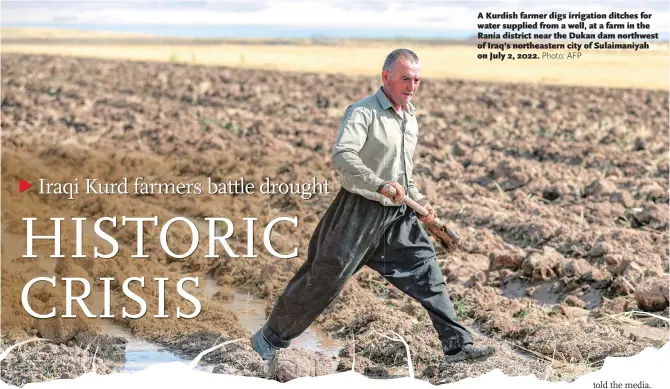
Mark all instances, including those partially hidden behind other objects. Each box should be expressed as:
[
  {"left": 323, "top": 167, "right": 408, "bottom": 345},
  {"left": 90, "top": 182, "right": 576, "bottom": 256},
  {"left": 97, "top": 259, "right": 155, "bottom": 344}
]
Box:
[{"left": 261, "top": 188, "right": 474, "bottom": 354}]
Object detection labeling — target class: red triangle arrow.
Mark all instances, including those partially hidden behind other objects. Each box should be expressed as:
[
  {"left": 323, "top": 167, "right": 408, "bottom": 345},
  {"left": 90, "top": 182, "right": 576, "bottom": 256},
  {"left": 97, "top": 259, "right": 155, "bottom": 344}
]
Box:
[{"left": 19, "top": 179, "right": 32, "bottom": 193}]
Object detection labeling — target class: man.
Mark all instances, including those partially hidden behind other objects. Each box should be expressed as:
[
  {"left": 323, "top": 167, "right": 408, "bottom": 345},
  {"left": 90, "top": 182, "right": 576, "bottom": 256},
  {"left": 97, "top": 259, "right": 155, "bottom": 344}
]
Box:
[{"left": 251, "top": 49, "right": 495, "bottom": 364}]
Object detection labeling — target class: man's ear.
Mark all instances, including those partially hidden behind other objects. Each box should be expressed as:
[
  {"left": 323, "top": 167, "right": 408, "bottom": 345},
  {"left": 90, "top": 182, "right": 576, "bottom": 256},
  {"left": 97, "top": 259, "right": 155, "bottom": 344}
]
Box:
[{"left": 381, "top": 70, "right": 389, "bottom": 82}]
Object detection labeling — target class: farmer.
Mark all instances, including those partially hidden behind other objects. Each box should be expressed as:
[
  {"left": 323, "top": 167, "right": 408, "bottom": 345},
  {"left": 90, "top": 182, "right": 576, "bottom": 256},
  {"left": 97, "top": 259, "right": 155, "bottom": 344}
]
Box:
[{"left": 251, "top": 49, "right": 495, "bottom": 363}]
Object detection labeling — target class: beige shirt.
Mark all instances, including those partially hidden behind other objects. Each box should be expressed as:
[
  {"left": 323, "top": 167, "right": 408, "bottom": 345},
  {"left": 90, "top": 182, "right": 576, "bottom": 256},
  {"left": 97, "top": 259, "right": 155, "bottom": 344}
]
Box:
[{"left": 331, "top": 87, "right": 424, "bottom": 206}]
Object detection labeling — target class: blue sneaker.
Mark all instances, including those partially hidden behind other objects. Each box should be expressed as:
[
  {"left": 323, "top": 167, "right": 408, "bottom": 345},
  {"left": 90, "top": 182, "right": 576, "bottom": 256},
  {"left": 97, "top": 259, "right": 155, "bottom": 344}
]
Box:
[{"left": 251, "top": 329, "right": 278, "bottom": 361}]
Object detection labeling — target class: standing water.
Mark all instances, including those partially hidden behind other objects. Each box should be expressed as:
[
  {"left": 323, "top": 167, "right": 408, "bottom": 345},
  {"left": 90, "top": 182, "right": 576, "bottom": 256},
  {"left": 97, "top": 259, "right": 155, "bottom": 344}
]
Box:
[
  {"left": 100, "top": 322, "right": 216, "bottom": 373},
  {"left": 96, "top": 277, "right": 342, "bottom": 373},
  {"left": 194, "top": 277, "right": 343, "bottom": 358}
]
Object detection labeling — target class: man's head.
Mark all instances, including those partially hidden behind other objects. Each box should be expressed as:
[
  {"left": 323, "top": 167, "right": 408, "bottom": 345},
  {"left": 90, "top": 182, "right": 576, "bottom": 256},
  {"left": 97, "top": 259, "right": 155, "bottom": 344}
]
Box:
[{"left": 381, "top": 49, "right": 421, "bottom": 110}]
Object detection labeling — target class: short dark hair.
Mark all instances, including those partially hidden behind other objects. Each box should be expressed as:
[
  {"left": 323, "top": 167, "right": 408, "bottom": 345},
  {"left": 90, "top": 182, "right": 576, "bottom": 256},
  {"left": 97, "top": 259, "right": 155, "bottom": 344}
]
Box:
[{"left": 382, "top": 49, "right": 419, "bottom": 72}]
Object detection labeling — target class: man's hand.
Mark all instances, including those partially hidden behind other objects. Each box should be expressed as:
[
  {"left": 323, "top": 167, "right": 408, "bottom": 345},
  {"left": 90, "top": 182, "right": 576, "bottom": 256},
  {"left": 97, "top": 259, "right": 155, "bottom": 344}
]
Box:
[
  {"left": 378, "top": 181, "right": 405, "bottom": 204},
  {"left": 417, "top": 201, "right": 437, "bottom": 224}
]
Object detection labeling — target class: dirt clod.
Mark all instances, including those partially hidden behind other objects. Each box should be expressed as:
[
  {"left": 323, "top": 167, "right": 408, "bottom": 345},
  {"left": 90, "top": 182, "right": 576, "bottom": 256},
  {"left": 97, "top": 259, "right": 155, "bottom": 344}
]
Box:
[
  {"left": 489, "top": 250, "right": 525, "bottom": 271},
  {"left": 521, "top": 246, "right": 564, "bottom": 282},
  {"left": 271, "top": 349, "right": 334, "bottom": 382},
  {"left": 563, "top": 295, "right": 586, "bottom": 309},
  {"left": 635, "top": 276, "right": 670, "bottom": 312}
]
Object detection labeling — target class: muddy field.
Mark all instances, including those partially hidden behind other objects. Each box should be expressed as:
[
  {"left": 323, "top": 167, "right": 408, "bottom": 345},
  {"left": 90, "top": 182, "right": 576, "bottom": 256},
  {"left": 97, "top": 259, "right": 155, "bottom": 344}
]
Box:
[{"left": 1, "top": 53, "right": 668, "bottom": 386}]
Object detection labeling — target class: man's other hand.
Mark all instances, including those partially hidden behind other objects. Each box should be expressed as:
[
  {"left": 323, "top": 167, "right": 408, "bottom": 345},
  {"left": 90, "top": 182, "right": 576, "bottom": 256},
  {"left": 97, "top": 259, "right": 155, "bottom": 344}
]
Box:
[
  {"left": 418, "top": 202, "right": 437, "bottom": 224},
  {"left": 378, "top": 181, "right": 405, "bottom": 204}
]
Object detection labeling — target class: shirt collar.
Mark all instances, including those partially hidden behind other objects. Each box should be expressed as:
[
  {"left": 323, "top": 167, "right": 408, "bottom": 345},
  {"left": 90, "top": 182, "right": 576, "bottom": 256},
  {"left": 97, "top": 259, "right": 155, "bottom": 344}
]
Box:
[{"left": 376, "top": 87, "right": 415, "bottom": 116}]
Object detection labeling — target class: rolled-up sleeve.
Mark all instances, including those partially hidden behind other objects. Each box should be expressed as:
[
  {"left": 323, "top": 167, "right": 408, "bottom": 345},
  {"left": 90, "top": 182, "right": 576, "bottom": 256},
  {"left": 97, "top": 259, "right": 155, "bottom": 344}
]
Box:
[{"left": 331, "top": 106, "right": 385, "bottom": 193}]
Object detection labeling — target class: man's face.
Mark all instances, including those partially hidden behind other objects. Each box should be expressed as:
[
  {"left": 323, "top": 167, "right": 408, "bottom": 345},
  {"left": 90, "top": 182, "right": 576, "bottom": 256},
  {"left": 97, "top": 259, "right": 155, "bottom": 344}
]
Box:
[{"left": 382, "top": 59, "right": 421, "bottom": 108}]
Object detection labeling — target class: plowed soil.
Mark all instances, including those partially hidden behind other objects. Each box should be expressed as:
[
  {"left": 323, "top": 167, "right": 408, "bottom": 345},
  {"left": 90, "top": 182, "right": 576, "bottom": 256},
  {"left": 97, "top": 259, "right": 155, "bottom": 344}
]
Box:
[{"left": 1, "top": 53, "right": 668, "bottom": 386}]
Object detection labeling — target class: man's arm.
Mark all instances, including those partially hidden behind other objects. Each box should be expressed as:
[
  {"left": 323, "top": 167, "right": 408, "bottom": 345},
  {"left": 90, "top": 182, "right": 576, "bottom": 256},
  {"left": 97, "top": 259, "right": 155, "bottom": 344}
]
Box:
[
  {"left": 331, "top": 106, "right": 385, "bottom": 193},
  {"left": 407, "top": 174, "right": 425, "bottom": 203}
]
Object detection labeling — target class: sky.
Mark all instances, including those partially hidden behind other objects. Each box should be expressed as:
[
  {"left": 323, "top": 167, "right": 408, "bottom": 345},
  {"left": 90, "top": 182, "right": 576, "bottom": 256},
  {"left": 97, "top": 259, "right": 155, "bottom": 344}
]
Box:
[{"left": 2, "top": 0, "right": 669, "bottom": 39}]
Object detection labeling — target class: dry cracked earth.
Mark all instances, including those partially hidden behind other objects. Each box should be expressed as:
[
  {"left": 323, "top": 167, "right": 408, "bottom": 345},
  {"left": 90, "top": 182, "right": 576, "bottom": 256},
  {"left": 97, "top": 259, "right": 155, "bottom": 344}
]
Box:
[{"left": 1, "top": 53, "right": 668, "bottom": 386}]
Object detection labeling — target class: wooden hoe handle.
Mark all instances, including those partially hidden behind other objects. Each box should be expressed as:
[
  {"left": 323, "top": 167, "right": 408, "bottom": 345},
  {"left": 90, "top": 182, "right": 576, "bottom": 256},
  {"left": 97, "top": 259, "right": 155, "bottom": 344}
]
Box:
[{"left": 382, "top": 184, "right": 429, "bottom": 216}]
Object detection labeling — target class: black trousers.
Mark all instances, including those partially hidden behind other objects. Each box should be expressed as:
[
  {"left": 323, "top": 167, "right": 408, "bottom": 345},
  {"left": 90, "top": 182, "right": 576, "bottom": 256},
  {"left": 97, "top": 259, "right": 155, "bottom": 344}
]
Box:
[{"left": 262, "top": 188, "right": 473, "bottom": 354}]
